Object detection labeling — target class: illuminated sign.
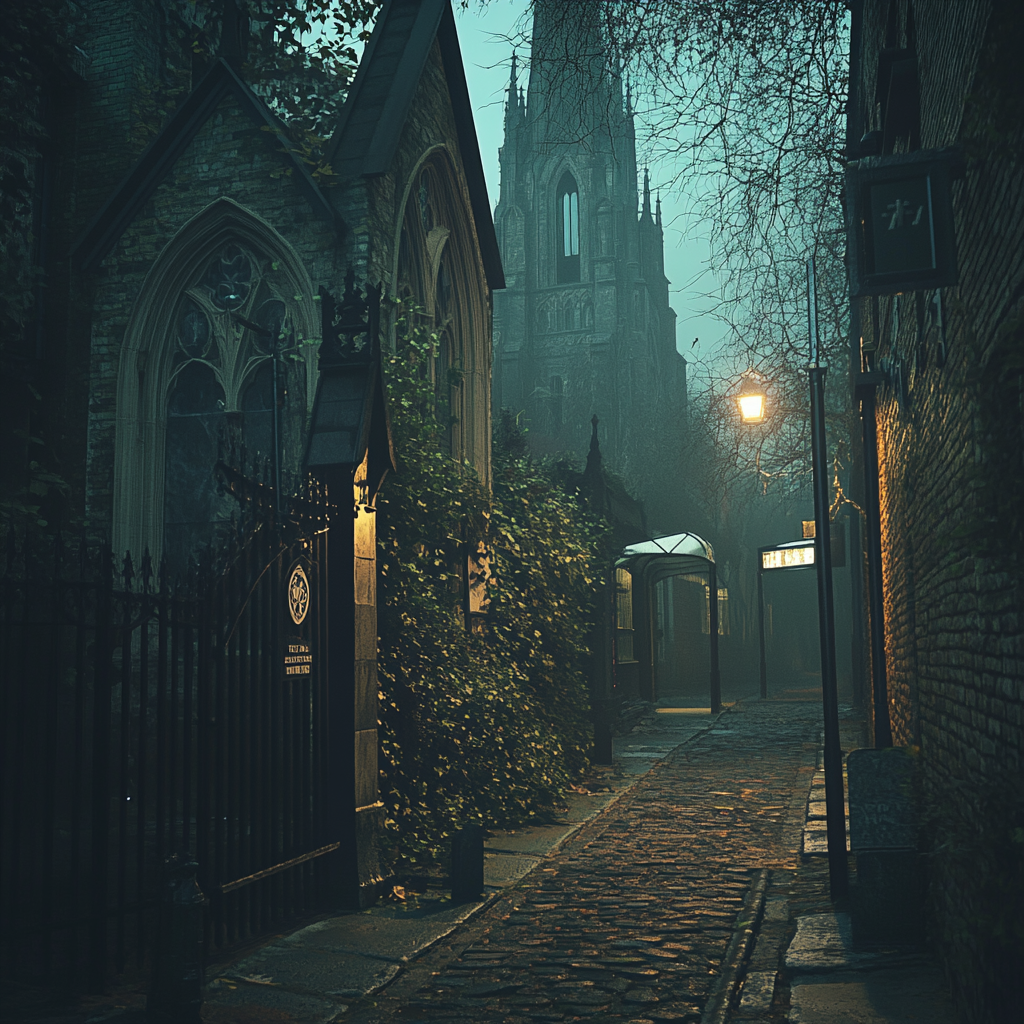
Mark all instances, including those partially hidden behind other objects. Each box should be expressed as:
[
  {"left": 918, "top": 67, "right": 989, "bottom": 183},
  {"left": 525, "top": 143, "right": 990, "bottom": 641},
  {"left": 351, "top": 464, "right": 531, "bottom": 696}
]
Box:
[{"left": 761, "top": 545, "right": 815, "bottom": 571}]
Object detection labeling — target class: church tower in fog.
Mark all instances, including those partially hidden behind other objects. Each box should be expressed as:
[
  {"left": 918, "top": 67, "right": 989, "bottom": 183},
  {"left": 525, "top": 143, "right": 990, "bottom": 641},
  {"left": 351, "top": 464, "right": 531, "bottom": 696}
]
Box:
[{"left": 492, "top": 0, "right": 687, "bottom": 527}]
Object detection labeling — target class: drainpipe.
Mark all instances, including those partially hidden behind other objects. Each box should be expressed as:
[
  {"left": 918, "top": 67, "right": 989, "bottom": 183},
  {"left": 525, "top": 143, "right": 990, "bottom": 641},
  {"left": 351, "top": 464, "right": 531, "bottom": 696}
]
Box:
[{"left": 847, "top": 0, "right": 893, "bottom": 747}]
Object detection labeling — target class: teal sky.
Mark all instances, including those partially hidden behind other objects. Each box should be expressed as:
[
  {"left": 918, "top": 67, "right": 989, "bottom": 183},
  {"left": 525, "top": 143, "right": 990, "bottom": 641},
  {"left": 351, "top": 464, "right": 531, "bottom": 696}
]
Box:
[{"left": 453, "top": 0, "right": 727, "bottom": 364}]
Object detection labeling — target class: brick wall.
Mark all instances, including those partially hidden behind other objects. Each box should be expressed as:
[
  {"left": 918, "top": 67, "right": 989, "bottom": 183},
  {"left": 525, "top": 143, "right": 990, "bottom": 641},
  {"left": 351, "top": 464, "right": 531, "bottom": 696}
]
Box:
[{"left": 858, "top": 2, "right": 1024, "bottom": 1018}]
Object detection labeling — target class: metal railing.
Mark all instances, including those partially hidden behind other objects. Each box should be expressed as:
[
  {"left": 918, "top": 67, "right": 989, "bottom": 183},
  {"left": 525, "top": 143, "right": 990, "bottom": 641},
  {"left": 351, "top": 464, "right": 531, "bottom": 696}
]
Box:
[{"left": 0, "top": 471, "right": 334, "bottom": 990}]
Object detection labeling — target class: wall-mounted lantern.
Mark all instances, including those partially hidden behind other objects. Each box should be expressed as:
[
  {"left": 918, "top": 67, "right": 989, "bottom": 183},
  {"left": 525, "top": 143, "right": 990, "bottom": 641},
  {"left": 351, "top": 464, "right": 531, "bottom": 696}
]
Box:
[{"left": 846, "top": 147, "right": 964, "bottom": 298}]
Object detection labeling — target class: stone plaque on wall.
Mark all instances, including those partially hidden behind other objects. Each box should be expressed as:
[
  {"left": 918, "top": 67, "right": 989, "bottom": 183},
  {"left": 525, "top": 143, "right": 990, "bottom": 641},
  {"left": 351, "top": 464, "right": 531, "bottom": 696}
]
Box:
[{"left": 848, "top": 748, "right": 918, "bottom": 852}]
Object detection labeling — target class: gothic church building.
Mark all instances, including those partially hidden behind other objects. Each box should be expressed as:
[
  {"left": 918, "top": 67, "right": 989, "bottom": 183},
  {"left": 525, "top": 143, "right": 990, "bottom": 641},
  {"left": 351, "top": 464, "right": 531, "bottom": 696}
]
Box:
[{"left": 492, "top": 2, "right": 687, "bottom": 529}]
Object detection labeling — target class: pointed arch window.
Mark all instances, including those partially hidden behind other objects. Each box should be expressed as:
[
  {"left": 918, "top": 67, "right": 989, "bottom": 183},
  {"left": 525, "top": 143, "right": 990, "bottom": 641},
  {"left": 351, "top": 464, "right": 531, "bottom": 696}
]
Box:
[
  {"left": 160, "top": 244, "right": 305, "bottom": 569},
  {"left": 164, "top": 360, "right": 225, "bottom": 567},
  {"left": 434, "top": 254, "right": 459, "bottom": 454},
  {"left": 109, "top": 201, "right": 321, "bottom": 564},
  {"left": 557, "top": 171, "right": 580, "bottom": 283}
]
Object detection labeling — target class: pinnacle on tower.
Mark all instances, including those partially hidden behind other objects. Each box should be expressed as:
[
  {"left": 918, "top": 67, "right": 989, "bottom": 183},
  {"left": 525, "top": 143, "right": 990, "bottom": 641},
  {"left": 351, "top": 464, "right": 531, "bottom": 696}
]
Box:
[
  {"left": 642, "top": 168, "right": 652, "bottom": 220},
  {"left": 656, "top": 191, "right": 662, "bottom": 228},
  {"left": 506, "top": 51, "right": 521, "bottom": 120}
]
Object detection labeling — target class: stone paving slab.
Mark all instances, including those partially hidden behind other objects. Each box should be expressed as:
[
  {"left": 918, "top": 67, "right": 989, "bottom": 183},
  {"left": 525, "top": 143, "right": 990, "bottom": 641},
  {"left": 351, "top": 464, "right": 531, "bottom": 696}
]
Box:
[
  {"left": 785, "top": 914, "right": 913, "bottom": 974},
  {"left": 789, "top": 968, "right": 957, "bottom": 1023},
  {"left": 277, "top": 899, "right": 489, "bottom": 963},
  {"left": 735, "top": 970, "right": 776, "bottom": 1015},
  {"left": 222, "top": 944, "right": 401, "bottom": 999},
  {"left": 205, "top": 976, "right": 349, "bottom": 1022}
]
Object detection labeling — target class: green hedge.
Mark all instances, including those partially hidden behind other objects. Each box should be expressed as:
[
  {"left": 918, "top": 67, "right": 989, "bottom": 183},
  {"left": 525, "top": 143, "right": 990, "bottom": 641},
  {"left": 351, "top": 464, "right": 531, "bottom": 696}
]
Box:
[{"left": 376, "top": 306, "right": 606, "bottom": 866}]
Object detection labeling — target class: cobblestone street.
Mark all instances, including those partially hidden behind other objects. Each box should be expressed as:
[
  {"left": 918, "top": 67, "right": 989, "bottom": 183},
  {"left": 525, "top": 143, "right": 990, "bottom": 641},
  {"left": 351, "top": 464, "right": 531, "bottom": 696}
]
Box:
[{"left": 348, "top": 700, "right": 822, "bottom": 1024}]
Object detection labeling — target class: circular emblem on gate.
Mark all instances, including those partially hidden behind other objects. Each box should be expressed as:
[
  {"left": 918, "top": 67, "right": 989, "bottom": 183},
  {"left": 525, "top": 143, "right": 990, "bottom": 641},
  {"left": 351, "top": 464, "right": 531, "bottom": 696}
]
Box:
[{"left": 287, "top": 566, "right": 310, "bottom": 625}]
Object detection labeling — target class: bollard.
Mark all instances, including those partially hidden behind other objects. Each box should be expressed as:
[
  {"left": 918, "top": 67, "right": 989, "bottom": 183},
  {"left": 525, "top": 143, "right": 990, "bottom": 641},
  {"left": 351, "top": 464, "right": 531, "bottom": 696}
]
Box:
[
  {"left": 147, "top": 852, "right": 205, "bottom": 1024},
  {"left": 450, "top": 824, "right": 484, "bottom": 903},
  {"left": 591, "top": 698, "right": 615, "bottom": 765}
]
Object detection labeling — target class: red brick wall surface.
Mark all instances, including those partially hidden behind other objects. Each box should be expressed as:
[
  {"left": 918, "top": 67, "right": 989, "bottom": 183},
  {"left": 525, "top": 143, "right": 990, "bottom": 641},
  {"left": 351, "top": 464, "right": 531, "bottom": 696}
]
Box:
[{"left": 857, "top": 2, "right": 1024, "bottom": 1018}]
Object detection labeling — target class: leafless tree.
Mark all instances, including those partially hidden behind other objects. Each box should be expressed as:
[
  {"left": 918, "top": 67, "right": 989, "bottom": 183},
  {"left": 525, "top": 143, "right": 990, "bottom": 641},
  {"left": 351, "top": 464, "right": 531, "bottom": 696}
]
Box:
[{"left": 486, "top": 0, "right": 855, "bottom": 490}]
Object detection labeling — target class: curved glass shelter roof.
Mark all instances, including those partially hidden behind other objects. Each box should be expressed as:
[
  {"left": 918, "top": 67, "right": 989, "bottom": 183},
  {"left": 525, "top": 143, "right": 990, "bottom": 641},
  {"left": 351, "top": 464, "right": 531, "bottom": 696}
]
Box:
[
  {"left": 620, "top": 532, "right": 714, "bottom": 562},
  {"left": 617, "top": 532, "right": 715, "bottom": 586}
]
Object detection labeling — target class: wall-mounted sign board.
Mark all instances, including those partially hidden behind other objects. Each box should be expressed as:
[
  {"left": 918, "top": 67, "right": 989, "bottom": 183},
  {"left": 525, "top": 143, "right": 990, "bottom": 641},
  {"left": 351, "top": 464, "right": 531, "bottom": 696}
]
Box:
[{"left": 846, "top": 148, "right": 963, "bottom": 297}]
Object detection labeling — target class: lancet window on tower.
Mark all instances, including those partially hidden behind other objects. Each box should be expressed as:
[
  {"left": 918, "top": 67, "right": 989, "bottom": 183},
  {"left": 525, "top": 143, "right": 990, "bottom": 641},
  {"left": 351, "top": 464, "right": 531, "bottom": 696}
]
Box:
[{"left": 557, "top": 171, "right": 580, "bottom": 283}]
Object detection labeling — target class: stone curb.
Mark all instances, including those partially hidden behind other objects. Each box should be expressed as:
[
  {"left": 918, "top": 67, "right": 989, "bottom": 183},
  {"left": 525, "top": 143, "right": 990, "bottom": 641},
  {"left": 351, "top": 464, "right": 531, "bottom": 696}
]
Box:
[{"left": 700, "top": 868, "right": 770, "bottom": 1024}]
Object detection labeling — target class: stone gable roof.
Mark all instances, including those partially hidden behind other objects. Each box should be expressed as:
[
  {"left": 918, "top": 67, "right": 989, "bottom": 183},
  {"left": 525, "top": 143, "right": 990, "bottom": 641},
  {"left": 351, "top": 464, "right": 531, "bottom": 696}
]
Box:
[
  {"left": 73, "top": 59, "right": 341, "bottom": 272},
  {"left": 327, "top": 0, "right": 504, "bottom": 290}
]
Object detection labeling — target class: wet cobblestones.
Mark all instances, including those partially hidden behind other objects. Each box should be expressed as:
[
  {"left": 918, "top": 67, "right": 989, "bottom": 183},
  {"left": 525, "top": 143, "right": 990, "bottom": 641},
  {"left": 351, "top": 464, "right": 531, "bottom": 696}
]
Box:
[{"left": 351, "top": 701, "right": 821, "bottom": 1024}]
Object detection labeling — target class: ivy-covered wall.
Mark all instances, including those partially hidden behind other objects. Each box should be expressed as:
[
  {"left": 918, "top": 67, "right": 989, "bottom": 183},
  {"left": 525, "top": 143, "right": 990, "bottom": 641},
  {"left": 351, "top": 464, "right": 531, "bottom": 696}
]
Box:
[{"left": 376, "top": 306, "right": 604, "bottom": 868}]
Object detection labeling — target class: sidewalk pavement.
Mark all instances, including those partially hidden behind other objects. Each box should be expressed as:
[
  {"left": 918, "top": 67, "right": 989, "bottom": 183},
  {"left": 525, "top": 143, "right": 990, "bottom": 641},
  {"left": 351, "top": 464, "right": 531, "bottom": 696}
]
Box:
[
  {"left": 732, "top": 710, "right": 958, "bottom": 1024},
  {"left": 202, "top": 703, "right": 724, "bottom": 1023}
]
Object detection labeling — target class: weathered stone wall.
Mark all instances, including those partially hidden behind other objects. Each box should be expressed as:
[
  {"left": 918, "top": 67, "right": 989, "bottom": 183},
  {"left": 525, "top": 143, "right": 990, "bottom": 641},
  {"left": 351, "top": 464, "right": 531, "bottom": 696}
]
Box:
[
  {"left": 85, "top": 88, "right": 347, "bottom": 549},
  {"left": 363, "top": 39, "right": 494, "bottom": 485},
  {"left": 858, "top": 1, "right": 1024, "bottom": 1017}
]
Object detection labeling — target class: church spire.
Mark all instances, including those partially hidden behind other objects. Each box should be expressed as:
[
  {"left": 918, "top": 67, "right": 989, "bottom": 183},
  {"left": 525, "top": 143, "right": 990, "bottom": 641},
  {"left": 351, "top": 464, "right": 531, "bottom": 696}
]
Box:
[
  {"left": 656, "top": 191, "right": 662, "bottom": 228},
  {"left": 528, "top": 0, "right": 606, "bottom": 143},
  {"left": 505, "top": 51, "right": 522, "bottom": 124},
  {"left": 641, "top": 168, "right": 652, "bottom": 220}
]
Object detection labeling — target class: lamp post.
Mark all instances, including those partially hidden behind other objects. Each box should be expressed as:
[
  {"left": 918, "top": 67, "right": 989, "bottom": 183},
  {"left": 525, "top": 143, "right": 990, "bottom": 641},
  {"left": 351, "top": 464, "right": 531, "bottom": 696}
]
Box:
[
  {"left": 735, "top": 268, "right": 848, "bottom": 901},
  {"left": 806, "top": 258, "right": 848, "bottom": 901}
]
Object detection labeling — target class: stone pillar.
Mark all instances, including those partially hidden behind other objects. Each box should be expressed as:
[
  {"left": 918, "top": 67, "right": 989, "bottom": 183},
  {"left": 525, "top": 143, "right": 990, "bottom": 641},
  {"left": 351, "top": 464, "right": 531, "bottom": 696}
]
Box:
[{"left": 352, "top": 500, "right": 384, "bottom": 907}]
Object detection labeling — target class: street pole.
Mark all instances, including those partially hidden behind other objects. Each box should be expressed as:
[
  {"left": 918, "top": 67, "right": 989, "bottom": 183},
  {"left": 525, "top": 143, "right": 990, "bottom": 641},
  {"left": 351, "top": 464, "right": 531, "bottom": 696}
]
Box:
[{"left": 807, "top": 258, "right": 849, "bottom": 901}]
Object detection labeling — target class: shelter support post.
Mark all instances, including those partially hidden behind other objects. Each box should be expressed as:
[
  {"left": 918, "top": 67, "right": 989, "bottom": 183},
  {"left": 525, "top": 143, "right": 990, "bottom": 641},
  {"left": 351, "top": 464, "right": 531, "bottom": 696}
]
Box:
[
  {"left": 757, "top": 565, "right": 767, "bottom": 699},
  {"left": 708, "top": 562, "right": 721, "bottom": 714},
  {"left": 633, "top": 576, "right": 655, "bottom": 703}
]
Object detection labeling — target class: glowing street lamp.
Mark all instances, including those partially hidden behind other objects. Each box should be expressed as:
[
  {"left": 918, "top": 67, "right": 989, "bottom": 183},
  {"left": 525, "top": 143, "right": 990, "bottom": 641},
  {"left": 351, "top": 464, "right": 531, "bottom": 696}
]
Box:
[{"left": 736, "top": 375, "right": 767, "bottom": 424}]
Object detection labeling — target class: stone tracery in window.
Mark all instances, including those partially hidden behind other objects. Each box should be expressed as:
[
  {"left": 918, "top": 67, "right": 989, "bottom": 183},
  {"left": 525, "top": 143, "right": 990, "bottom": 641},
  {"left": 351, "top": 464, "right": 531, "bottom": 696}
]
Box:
[
  {"left": 203, "top": 243, "right": 252, "bottom": 310},
  {"left": 162, "top": 244, "right": 301, "bottom": 567}
]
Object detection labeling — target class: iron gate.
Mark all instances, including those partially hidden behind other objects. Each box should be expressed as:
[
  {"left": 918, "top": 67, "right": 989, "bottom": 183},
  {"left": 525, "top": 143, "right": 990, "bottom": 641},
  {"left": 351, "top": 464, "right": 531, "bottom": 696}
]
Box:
[{"left": 0, "top": 469, "right": 336, "bottom": 989}]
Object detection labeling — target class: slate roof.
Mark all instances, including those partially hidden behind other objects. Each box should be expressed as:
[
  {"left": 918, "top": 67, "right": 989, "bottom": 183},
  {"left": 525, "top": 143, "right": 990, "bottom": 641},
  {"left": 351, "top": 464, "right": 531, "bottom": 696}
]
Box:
[
  {"left": 72, "top": 59, "right": 340, "bottom": 272},
  {"left": 327, "top": 0, "right": 504, "bottom": 290},
  {"left": 305, "top": 359, "right": 395, "bottom": 500}
]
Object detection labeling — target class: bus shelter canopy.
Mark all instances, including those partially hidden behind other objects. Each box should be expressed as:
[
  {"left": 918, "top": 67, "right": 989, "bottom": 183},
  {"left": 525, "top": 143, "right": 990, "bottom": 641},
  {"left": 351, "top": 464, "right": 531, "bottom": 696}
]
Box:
[{"left": 617, "top": 531, "right": 715, "bottom": 587}]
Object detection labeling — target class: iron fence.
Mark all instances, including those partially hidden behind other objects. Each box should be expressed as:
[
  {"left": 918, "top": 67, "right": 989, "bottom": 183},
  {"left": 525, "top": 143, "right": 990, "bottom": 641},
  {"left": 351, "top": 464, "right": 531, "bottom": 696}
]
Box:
[{"left": 0, "top": 471, "right": 334, "bottom": 990}]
